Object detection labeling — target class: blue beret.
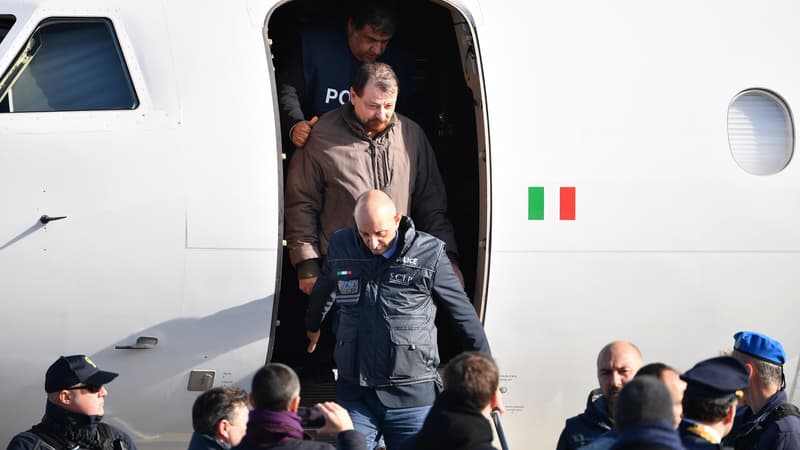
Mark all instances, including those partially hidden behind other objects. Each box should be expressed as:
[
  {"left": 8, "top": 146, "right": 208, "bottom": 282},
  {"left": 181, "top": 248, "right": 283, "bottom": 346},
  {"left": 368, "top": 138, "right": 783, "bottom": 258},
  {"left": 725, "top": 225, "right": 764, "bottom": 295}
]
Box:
[
  {"left": 681, "top": 356, "right": 749, "bottom": 398},
  {"left": 734, "top": 331, "right": 786, "bottom": 365}
]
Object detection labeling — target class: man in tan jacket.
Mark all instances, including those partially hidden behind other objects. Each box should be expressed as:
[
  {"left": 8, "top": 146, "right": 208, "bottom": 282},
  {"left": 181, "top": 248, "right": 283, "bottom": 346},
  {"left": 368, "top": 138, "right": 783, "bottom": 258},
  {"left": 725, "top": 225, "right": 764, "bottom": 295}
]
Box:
[{"left": 285, "top": 62, "right": 460, "bottom": 295}]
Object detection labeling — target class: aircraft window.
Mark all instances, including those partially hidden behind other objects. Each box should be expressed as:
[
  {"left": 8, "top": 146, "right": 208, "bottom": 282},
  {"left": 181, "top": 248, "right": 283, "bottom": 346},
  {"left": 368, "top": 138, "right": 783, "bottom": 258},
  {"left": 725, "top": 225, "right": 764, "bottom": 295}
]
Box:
[
  {"left": 727, "top": 89, "right": 794, "bottom": 175},
  {"left": 0, "top": 15, "right": 14, "bottom": 44},
  {"left": 0, "top": 16, "right": 14, "bottom": 111},
  {"left": 0, "top": 18, "right": 138, "bottom": 113}
]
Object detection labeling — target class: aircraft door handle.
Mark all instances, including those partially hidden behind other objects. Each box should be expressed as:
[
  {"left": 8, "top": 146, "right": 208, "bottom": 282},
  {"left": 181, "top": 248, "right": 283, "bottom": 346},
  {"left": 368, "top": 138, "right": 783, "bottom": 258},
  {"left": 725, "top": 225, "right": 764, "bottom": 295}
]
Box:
[
  {"left": 39, "top": 215, "right": 67, "bottom": 224},
  {"left": 115, "top": 336, "right": 159, "bottom": 350}
]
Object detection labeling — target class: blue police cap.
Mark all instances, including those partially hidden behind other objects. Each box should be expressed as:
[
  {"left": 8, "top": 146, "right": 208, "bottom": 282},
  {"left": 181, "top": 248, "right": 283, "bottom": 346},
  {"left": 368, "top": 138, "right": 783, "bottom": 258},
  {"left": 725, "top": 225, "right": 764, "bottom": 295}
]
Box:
[
  {"left": 680, "top": 356, "right": 749, "bottom": 398},
  {"left": 733, "top": 331, "right": 786, "bottom": 365},
  {"left": 45, "top": 355, "right": 118, "bottom": 393}
]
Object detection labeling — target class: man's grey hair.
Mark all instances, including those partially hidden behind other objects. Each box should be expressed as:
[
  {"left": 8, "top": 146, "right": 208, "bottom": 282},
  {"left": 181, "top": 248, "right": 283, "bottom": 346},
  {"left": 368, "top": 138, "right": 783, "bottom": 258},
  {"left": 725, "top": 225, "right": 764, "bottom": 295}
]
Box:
[
  {"left": 733, "top": 350, "right": 784, "bottom": 388},
  {"left": 251, "top": 363, "right": 301, "bottom": 411}
]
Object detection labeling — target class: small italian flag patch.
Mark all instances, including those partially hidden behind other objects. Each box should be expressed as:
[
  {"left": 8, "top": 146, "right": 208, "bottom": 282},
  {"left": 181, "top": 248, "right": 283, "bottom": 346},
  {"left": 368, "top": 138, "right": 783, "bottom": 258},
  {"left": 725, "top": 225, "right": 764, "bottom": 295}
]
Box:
[{"left": 528, "top": 186, "right": 576, "bottom": 221}]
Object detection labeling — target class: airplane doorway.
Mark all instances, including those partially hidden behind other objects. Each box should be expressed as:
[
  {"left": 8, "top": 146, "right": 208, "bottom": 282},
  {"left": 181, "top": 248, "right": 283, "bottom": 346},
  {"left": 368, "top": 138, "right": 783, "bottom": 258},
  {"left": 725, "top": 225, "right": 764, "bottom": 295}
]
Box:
[{"left": 265, "top": 0, "right": 490, "bottom": 384}]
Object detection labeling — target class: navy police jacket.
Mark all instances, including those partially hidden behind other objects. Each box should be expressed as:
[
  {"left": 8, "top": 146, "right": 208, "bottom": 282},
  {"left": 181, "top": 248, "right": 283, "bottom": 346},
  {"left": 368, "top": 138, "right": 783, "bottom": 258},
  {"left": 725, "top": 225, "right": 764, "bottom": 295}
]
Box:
[
  {"left": 724, "top": 391, "right": 800, "bottom": 450},
  {"left": 306, "top": 216, "right": 489, "bottom": 389},
  {"left": 556, "top": 389, "right": 615, "bottom": 450}
]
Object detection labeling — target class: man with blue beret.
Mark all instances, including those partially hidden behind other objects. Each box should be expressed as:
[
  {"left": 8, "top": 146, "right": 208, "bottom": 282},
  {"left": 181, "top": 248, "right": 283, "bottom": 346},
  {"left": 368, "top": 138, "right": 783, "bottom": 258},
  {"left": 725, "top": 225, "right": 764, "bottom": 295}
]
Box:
[
  {"left": 678, "top": 356, "right": 749, "bottom": 449},
  {"left": 723, "top": 331, "right": 800, "bottom": 450}
]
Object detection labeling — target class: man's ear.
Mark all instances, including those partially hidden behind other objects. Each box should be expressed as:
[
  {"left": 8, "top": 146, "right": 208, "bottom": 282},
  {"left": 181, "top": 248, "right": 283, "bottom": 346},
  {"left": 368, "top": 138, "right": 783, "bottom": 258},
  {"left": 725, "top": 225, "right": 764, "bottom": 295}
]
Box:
[
  {"left": 215, "top": 418, "right": 230, "bottom": 442},
  {"left": 745, "top": 363, "right": 756, "bottom": 383},
  {"left": 288, "top": 396, "right": 301, "bottom": 414},
  {"left": 57, "top": 390, "right": 72, "bottom": 406},
  {"left": 349, "top": 87, "right": 357, "bottom": 104},
  {"left": 394, "top": 214, "right": 401, "bottom": 226},
  {"left": 490, "top": 389, "right": 502, "bottom": 410},
  {"left": 724, "top": 402, "right": 736, "bottom": 425}
]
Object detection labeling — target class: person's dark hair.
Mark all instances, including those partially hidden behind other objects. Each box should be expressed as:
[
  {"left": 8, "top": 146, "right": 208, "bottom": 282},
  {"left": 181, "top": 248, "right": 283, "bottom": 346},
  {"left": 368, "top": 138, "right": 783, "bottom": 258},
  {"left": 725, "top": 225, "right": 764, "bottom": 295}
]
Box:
[
  {"left": 351, "top": 62, "right": 398, "bottom": 97},
  {"left": 636, "top": 362, "right": 680, "bottom": 380},
  {"left": 615, "top": 376, "right": 674, "bottom": 431},
  {"left": 443, "top": 351, "right": 498, "bottom": 409},
  {"left": 191, "top": 387, "right": 249, "bottom": 436},
  {"left": 682, "top": 395, "right": 736, "bottom": 423},
  {"left": 251, "top": 363, "right": 300, "bottom": 411},
  {"left": 348, "top": 0, "right": 398, "bottom": 36}
]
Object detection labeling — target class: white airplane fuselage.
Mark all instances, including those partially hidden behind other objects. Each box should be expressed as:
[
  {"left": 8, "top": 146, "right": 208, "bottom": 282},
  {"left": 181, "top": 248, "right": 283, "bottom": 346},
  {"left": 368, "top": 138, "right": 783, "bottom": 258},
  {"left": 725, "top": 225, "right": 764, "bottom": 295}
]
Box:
[{"left": 0, "top": 0, "right": 798, "bottom": 449}]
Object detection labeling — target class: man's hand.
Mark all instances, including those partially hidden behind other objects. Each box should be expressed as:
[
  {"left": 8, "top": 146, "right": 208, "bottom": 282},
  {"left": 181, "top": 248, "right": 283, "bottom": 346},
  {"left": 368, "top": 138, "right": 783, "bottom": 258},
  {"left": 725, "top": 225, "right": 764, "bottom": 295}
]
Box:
[
  {"left": 315, "top": 402, "right": 354, "bottom": 436},
  {"left": 291, "top": 116, "right": 319, "bottom": 148},
  {"left": 299, "top": 276, "right": 318, "bottom": 295},
  {"left": 307, "top": 329, "right": 320, "bottom": 353}
]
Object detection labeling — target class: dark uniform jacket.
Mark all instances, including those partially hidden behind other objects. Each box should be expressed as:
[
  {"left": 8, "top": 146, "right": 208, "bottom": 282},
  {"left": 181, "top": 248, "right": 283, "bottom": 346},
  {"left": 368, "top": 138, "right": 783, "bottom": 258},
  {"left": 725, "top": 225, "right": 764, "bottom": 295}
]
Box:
[
  {"left": 187, "top": 433, "right": 230, "bottom": 450},
  {"left": 679, "top": 420, "right": 730, "bottom": 450},
  {"left": 556, "top": 389, "right": 614, "bottom": 450},
  {"left": 609, "top": 420, "right": 686, "bottom": 450},
  {"left": 8, "top": 401, "right": 136, "bottom": 450},
  {"left": 723, "top": 391, "right": 800, "bottom": 450},
  {"left": 306, "top": 217, "right": 488, "bottom": 391},
  {"left": 410, "top": 390, "right": 497, "bottom": 450}
]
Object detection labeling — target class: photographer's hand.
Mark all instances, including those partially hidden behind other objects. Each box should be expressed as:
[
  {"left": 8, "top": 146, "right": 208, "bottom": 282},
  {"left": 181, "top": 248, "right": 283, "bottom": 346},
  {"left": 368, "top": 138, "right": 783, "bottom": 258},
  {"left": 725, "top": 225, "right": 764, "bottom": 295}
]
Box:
[{"left": 315, "top": 402, "right": 354, "bottom": 436}]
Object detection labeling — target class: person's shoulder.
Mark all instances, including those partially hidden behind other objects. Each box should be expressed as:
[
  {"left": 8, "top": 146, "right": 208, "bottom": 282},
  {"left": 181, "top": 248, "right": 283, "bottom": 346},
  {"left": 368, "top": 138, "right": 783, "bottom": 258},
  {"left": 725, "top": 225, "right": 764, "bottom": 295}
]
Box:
[
  {"left": 562, "top": 410, "right": 589, "bottom": 428},
  {"left": 773, "top": 406, "right": 800, "bottom": 432},
  {"left": 104, "top": 424, "right": 137, "bottom": 449},
  {"left": 329, "top": 227, "right": 358, "bottom": 244},
  {"left": 306, "top": 108, "right": 346, "bottom": 141},
  {"left": 7, "top": 431, "right": 43, "bottom": 450},
  {"left": 412, "top": 228, "right": 442, "bottom": 244},
  {"left": 393, "top": 112, "right": 424, "bottom": 134},
  {"left": 301, "top": 22, "right": 342, "bottom": 39},
  {"left": 327, "top": 228, "right": 362, "bottom": 257}
]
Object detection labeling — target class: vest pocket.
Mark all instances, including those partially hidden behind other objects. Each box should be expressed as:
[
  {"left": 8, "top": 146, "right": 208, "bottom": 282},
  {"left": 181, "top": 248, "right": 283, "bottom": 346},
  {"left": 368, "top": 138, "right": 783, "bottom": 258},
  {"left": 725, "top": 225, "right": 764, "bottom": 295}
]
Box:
[
  {"left": 387, "top": 315, "right": 434, "bottom": 380},
  {"left": 334, "top": 309, "right": 359, "bottom": 382}
]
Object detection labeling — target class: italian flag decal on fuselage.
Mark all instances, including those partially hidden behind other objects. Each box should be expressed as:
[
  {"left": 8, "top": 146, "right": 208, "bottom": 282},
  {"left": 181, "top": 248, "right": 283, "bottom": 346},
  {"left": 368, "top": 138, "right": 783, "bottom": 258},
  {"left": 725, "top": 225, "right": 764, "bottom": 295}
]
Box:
[{"left": 528, "top": 186, "right": 576, "bottom": 220}]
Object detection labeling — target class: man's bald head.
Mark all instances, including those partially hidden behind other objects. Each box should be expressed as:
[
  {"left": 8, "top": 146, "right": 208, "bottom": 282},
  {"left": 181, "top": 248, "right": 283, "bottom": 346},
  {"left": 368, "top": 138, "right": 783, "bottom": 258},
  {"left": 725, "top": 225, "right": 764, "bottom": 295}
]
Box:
[
  {"left": 353, "top": 190, "right": 401, "bottom": 255},
  {"left": 597, "top": 341, "right": 644, "bottom": 417}
]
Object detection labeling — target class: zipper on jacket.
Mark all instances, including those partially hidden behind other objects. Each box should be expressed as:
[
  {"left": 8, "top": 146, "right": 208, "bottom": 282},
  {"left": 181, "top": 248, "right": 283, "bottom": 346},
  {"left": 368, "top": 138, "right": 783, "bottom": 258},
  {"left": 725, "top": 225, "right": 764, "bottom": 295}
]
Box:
[{"left": 369, "top": 140, "right": 379, "bottom": 189}]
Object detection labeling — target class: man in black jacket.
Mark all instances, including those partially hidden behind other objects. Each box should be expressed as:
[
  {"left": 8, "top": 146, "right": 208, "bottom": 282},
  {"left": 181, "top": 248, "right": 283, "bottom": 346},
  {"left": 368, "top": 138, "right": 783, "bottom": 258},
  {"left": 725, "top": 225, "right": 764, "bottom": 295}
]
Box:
[
  {"left": 306, "top": 190, "right": 490, "bottom": 450},
  {"left": 7, "top": 355, "right": 136, "bottom": 450},
  {"left": 236, "top": 363, "right": 365, "bottom": 450},
  {"left": 188, "top": 387, "right": 249, "bottom": 450},
  {"left": 411, "top": 351, "right": 502, "bottom": 450},
  {"left": 556, "top": 341, "right": 644, "bottom": 450}
]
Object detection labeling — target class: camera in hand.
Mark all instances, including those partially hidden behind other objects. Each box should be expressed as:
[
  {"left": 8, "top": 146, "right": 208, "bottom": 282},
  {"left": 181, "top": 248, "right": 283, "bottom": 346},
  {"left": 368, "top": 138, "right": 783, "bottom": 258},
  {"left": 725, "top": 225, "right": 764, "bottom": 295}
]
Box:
[{"left": 297, "top": 406, "right": 326, "bottom": 428}]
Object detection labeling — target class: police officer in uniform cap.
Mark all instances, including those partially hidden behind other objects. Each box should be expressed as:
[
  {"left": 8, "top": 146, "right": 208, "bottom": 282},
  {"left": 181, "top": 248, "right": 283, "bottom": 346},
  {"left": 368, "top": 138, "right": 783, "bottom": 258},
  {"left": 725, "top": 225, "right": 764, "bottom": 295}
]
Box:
[
  {"left": 723, "top": 331, "right": 800, "bottom": 450},
  {"left": 678, "top": 356, "right": 749, "bottom": 449},
  {"left": 7, "top": 355, "right": 137, "bottom": 450}
]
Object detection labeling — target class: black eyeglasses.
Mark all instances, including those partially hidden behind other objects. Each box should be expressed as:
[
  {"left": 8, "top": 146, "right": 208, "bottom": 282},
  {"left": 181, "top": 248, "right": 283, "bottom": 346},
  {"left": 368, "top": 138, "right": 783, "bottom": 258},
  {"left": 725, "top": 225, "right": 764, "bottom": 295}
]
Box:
[{"left": 64, "top": 384, "right": 102, "bottom": 394}]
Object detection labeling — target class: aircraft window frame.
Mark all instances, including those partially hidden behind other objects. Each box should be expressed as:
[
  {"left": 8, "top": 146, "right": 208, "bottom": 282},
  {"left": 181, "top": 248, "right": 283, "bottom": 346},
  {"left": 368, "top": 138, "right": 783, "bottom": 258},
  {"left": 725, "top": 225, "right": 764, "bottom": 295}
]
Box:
[
  {"left": 727, "top": 88, "right": 794, "bottom": 176},
  {"left": 0, "top": 15, "right": 14, "bottom": 44},
  {"left": 0, "top": 17, "right": 139, "bottom": 113}
]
